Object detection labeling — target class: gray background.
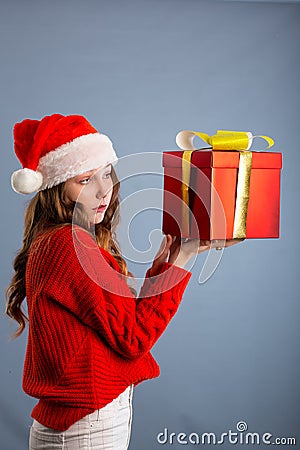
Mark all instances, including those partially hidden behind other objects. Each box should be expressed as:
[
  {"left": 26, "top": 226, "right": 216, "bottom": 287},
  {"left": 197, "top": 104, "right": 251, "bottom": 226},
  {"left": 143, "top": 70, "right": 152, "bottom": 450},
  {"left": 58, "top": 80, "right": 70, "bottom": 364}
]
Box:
[{"left": 1, "top": 0, "right": 299, "bottom": 448}]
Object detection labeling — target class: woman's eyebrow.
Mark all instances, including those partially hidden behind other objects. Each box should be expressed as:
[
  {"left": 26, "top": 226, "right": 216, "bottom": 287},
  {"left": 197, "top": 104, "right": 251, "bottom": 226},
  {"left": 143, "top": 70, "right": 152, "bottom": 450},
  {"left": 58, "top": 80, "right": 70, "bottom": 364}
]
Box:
[
  {"left": 98, "top": 164, "right": 112, "bottom": 173},
  {"left": 77, "top": 170, "right": 95, "bottom": 178},
  {"left": 77, "top": 164, "right": 112, "bottom": 179}
]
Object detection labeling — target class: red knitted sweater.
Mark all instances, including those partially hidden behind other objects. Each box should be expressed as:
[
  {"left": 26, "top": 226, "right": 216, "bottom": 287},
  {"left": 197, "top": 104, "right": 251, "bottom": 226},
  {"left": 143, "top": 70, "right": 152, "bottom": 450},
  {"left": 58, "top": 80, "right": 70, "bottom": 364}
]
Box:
[{"left": 23, "top": 225, "right": 192, "bottom": 431}]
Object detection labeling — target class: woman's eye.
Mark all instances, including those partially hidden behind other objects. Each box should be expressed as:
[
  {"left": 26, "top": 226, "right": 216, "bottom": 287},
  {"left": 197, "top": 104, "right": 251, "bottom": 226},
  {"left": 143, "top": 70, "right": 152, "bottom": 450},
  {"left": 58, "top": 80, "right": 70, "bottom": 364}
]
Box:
[
  {"left": 79, "top": 178, "right": 90, "bottom": 185},
  {"left": 79, "top": 172, "right": 111, "bottom": 184}
]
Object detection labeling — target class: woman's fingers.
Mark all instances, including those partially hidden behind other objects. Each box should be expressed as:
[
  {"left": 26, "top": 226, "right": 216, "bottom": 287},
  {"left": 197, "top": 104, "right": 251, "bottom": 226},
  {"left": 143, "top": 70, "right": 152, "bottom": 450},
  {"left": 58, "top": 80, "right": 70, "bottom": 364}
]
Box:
[
  {"left": 182, "top": 238, "right": 245, "bottom": 252},
  {"left": 154, "top": 236, "right": 245, "bottom": 267},
  {"left": 153, "top": 235, "right": 172, "bottom": 263},
  {"left": 168, "top": 235, "right": 181, "bottom": 264},
  {"left": 197, "top": 244, "right": 211, "bottom": 254},
  {"left": 224, "top": 238, "right": 245, "bottom": 248},
  {"left": 150, "top": 235, "right": 175, "bottom": 277},
  {"left": 151, "top": 236, "right": 245, "bottom": 275},
  {"left": 150, "top": 237, "right": 167, "bottom": 277}
]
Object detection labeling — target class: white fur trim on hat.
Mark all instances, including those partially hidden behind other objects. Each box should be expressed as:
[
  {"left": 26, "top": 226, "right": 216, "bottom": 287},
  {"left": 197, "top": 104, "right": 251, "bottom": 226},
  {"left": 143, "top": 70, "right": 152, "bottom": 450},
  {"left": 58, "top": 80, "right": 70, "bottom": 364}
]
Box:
[
  {"left": 11, "top": 168, "right": 43, "bottom": 194},
  {"left": 37, "top": 132, "right": 118, "bottom": 191}
]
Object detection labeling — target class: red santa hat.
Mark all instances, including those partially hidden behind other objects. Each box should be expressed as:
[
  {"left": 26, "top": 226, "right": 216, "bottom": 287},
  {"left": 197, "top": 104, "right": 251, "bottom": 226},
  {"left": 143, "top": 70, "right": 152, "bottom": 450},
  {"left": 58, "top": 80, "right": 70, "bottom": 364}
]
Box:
[{"left": 11, "top": 113, "right": 118, "bottom": 194}]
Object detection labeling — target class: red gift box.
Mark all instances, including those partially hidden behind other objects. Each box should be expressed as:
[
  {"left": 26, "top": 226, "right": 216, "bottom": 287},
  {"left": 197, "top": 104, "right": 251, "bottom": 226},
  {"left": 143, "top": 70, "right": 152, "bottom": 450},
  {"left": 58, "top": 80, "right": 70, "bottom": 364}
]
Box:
[{"left": 162, "top": 148, "right": 282, "bottom": 240}]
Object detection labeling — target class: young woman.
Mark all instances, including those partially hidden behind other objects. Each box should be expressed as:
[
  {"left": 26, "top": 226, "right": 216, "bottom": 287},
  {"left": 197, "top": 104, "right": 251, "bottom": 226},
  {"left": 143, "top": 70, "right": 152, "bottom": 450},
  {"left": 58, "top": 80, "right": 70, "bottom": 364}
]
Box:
[{"left": 6, "top": 113, "right": 241, "bottom": 450}]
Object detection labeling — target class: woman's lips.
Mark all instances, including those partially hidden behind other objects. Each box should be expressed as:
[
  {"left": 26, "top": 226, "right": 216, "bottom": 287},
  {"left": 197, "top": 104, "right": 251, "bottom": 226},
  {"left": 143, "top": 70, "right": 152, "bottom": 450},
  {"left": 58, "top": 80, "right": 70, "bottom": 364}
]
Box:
[{"left": 93, "top": 205, "right": 107, "bottom": 212}]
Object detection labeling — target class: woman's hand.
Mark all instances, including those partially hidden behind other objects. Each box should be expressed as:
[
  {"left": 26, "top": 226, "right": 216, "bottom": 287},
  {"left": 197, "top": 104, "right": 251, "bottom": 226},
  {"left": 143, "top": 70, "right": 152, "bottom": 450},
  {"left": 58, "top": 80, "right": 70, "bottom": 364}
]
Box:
[{"left": 149, "top": 235, "right": 244, "bottom": 276}]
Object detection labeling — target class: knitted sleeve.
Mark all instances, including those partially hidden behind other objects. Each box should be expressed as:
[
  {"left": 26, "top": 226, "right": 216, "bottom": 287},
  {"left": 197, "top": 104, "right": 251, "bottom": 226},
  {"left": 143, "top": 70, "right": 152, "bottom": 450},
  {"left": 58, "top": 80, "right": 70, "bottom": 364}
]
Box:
[{"left": 28, "top": 225, "right": 192, "bottom": 360}]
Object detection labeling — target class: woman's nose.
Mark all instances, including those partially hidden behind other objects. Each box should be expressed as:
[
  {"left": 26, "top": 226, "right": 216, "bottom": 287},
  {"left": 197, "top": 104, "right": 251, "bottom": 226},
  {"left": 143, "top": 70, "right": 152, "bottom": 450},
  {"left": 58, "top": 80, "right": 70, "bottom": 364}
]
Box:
[
  {"left": 95, "top": 179, "right": 111, "bottom": 199},
  {"left": 96, "top": 190, "right": 109, "bottom": 201},
  {"left": 96, "top": 185, "right": 107, "bottom": 199}
]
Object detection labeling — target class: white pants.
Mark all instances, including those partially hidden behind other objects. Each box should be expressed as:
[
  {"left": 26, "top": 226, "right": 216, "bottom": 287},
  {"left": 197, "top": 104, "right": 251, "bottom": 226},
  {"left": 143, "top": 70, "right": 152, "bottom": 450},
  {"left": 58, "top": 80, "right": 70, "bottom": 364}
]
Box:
[{"left": 29, "top": 385, "right": 134, "bottom": 450}]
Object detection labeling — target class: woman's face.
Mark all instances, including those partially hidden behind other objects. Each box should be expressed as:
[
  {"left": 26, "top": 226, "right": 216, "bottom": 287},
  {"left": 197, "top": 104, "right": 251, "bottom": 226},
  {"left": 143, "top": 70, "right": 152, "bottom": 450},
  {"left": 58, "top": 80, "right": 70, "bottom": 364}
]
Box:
[{"left": 64, "top": 164, "right": 114, "bottom": 225}]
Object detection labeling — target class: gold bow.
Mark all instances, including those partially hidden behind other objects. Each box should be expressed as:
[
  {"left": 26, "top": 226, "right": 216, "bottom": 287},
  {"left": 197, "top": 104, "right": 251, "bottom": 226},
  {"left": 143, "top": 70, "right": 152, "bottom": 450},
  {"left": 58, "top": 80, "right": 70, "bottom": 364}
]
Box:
[{"left": 176, "top": 130, "right": 274, "bottom": 239}]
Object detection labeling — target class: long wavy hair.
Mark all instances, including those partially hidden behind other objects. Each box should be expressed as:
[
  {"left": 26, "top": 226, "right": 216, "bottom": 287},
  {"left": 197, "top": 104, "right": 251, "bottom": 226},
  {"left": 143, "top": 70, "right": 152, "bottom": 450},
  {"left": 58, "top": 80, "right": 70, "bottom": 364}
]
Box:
[{"left": 6, "top": 165, "right": 137, "bottom": 337}]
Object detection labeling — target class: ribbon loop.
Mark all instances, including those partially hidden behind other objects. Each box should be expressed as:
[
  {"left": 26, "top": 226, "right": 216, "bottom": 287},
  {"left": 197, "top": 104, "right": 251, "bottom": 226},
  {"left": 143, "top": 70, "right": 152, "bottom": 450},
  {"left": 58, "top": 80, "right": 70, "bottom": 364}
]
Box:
[
  {"left": 176, "top": 130, "right": 210, "bottom": 151},
  {"left": 251, "top": 134, "right": 274, "bottom": 150}
]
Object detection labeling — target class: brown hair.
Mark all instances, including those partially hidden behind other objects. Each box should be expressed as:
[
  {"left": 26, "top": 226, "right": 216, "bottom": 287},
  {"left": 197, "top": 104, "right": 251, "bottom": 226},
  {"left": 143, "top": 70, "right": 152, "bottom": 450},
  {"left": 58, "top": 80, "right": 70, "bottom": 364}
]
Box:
[{"left": 5, "top": 165, "right": 137, "bottom": 337}]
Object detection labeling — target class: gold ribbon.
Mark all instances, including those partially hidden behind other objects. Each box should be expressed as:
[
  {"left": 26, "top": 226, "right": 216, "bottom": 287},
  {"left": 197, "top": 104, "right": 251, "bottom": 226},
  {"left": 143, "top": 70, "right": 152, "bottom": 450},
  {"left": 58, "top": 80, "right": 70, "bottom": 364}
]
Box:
[
  {"left": 175, "top": 130, "right": 274, "bottom": 238},
  {"left": 181, "top": 150, "right": 194, "bottom": 237}
]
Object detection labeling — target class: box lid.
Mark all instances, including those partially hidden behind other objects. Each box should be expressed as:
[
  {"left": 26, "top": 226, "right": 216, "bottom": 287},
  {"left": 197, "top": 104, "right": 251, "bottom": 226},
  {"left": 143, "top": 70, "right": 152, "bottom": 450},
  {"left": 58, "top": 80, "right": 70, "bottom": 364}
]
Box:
[{"left": 162, "top": 149, "right": 282, "bottom": 169}]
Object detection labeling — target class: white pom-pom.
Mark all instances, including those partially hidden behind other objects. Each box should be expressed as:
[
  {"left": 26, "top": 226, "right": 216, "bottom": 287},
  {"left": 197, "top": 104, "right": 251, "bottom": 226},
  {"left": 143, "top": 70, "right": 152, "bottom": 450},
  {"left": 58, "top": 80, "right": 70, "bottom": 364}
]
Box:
[{"left": 11, "top": 168, "right": 43, "bottom": 194}]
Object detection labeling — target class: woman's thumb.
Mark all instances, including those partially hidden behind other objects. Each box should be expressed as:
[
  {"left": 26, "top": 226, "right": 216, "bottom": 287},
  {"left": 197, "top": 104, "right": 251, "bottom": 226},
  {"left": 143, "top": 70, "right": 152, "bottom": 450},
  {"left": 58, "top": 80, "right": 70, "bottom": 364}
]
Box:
[{"left": 164, "top": 234, "right": 173, "bottom": 248}]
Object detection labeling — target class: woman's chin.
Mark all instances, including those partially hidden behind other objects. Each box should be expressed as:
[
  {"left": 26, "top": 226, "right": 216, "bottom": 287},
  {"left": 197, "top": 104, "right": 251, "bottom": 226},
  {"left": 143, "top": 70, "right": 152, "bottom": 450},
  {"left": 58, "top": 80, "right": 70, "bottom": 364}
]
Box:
[{"left": 91, "top": 212, "right": 105, "bottom": 225}]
